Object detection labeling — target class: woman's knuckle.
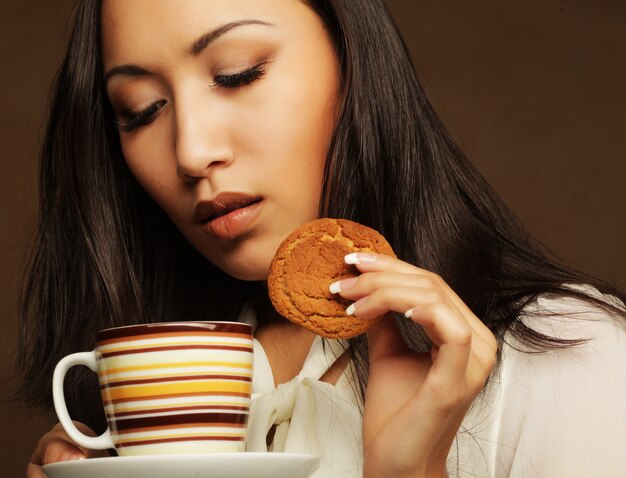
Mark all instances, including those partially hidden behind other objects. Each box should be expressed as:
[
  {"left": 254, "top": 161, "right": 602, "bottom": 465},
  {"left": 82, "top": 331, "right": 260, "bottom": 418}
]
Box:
[
  {"left": 51, "top": 422, "right": 66, "bottom": 433},
  {"left": 426, "top": 302, "right": 447, "bottom": 318},
  {"left": 42, "top": 441, "right": 62, "bottom": 465},
  {"left": 423, "top": 273, "right": 440, "bottom": 288},
  {"left": 355, "top": 272, "right": 381, "bottom": 293},
  {"left": 377, "top": 287, "right": 396, "bottom": 306},
  {"left": 453, "top": 325, "right": 473, "bottom": 345},
  {"left": 484, "top": 348, "right": 498, "bottom": 371},
  {"left": 487, "top": 334, "right": 499, "bottom": 353}
]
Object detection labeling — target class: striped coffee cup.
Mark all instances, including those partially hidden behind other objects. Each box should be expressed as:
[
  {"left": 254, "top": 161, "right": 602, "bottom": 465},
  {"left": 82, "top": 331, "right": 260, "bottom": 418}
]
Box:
[{"left": 53, "top": 321, "right": 254, "bottom": 456}]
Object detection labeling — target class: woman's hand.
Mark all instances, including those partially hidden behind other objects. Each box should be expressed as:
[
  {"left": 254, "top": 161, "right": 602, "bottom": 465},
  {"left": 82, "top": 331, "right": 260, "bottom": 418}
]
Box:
[
  {"left": 27, "top": 422, "right": 107, "bottom": 478},
  {"left": 329, "top": 253, "right": 498, "bottom": 478}
]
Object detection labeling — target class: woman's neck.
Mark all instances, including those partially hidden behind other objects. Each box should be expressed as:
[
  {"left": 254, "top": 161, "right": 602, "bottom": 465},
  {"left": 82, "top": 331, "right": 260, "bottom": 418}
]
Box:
[
  {"left": 255, "top": 310, "right": 316, "bottom": 386},
  {"left": 254, "top": 295, "right": 350, "bottom": 386}
]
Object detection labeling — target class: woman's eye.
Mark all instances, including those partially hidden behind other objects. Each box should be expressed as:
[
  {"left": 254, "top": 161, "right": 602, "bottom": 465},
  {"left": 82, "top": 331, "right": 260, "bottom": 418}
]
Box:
[
  {"left": 212, "top": 63, "right": 268, "bottom": 89},
  {"left": 114, "top": 63, "right": 267, "bottom": 133},
  {"left": 116, "top": 99, "right": 167, "bottom": 133}
]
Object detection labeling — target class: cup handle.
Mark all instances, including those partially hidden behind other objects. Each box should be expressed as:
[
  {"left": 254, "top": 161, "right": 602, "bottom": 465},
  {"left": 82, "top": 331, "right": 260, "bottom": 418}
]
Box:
[{"left": 52, "top": 351, "right": 114, "bottom": 450}]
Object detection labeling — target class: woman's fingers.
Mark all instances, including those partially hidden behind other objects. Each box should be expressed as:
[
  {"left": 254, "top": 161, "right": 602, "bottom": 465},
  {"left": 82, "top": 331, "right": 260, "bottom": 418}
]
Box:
[
  {"left": 30, "top": 423, "right": 85, "bottom": 466},
  {"left": 335, "top": 280, "right": 468, "bottom": 348},
  {"left": 27, "top": 439, "right": 85, "bottom": 478},
  {"left": 27, "top": 422, "right": 107, "bottom": 477},
  {"left": 332, "top": 252, "right": 497, "bottom": 378},
  {"left": 330, "top": 272, "right": 438, "bottom": 300},
  {"left": 333, "top": 253, "right": 498, "bottom": 354},
  {"left": 344, "top": 285, "right": 438, "bottom": 320}
]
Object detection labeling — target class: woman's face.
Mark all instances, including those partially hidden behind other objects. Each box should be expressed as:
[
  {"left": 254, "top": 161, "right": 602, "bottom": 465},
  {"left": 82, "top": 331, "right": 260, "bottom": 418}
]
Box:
[{"left": 102, "top": 0, "right": 340, "bottom": 280}]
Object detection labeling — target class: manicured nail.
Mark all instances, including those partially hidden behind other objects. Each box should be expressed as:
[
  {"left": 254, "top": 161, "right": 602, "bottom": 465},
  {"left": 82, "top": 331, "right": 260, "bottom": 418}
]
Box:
[
  {"left": 346, "top": 297, "right": 367, "bottom": 316},
  {"left": 344, "top": 252, "right": 378, "bottom": 265},
  {"left": 329, "top": 277, "right": 357, "bottom": 294}
]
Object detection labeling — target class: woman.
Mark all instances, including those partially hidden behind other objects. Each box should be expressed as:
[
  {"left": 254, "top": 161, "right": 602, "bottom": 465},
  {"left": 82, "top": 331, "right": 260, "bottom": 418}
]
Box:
[{"left": 20, "top": 0, "right": 626, "bottom": 477}]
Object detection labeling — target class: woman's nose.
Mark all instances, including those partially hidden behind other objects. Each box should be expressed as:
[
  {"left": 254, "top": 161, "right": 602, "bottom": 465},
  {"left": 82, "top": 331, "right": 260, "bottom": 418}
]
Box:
[{"left": 174, "top": 102, "right": 234, "bottom": 181}]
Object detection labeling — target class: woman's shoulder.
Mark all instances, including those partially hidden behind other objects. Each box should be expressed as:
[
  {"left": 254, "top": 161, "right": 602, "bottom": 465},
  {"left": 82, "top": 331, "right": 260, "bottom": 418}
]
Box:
[
  {"left": 496, "top": 283, "right": 625, "bottom": 385},
  {"left": 511, "top": 283, "right": 626, "bottom": 348},
  {"left": 465, "top": 284, "right": 626, "bottom": 476}
]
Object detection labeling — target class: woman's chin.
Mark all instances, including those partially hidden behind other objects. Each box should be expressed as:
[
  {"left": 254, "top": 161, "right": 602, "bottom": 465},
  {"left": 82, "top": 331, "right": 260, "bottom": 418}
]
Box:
[
  {"left": 213, "top": 257, "right": 271, "bottom": 282},
  {"left": 231, "top": 270, "right": 270, "bottom": 282}
]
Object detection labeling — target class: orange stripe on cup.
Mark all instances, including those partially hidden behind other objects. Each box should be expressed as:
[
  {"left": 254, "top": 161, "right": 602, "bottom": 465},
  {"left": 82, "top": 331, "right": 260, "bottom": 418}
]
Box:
[{"left": 99, "top": 361, "right": 252, "bottom": 378}]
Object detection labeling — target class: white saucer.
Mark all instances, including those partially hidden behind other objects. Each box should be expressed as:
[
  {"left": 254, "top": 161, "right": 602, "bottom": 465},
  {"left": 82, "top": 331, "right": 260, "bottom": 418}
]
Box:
[{"left": 42, "top": 452, "right": 320, "bottom": 478}]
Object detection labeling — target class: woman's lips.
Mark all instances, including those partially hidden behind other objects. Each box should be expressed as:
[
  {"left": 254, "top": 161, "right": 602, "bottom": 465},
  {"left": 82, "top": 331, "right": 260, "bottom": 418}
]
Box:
[{"left": 194, "top": 192, "right": 264, "bottom": 240}]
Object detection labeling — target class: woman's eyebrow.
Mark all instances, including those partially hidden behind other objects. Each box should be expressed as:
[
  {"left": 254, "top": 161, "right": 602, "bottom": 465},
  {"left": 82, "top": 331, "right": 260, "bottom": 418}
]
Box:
[
  {"left": 188, "top": 19, "right": 275, "bottom": 56},
  {"left": 104, "top": 19, "right": 275, "bottom": 84},
  {"left": 104, "top": 64, "right": 151, "bottom": 85}
]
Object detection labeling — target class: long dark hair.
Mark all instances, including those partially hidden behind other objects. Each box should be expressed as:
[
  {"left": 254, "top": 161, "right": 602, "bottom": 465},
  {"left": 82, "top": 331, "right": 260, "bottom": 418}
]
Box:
[
  {"left": 312, "top": 0, "right": 626, "bottom": 401},
  {"left": 19, "top": 0, "right": 625, "bottom": 432}
]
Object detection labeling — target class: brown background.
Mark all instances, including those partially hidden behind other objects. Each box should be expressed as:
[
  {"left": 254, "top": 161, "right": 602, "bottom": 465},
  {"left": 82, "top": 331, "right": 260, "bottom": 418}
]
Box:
[{"left": 1, "top": 1, "right": 624, "bottom": 476}]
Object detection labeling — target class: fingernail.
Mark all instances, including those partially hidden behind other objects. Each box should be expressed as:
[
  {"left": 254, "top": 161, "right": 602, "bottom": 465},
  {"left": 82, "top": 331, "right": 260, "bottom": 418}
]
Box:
[
  {"left": 329, "top": 277, "right": 357, "bottom": 294},
  {"left": 404, "top": 308, "right": 414, "bottom": 318},
  {"left": 346, "top": 297, "right": 367, "bottom": 316},
  {"left": 344, "top": 252, "right": 378, "bottom": 265}
]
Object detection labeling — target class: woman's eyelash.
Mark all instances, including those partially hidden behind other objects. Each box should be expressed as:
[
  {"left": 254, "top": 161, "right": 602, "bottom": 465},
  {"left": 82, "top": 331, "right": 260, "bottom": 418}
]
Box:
[
  {"left": 212, "top": 63, "right": 268, "bottom": 89},
  {"left": 115, "top": 100, "right": 167, "bottom": 133},
  {"left": 115, "top": 63, "right": 268, "bottom": 133}
]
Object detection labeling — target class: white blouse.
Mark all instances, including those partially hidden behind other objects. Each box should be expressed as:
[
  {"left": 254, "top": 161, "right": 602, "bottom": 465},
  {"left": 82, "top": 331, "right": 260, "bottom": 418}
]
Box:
[{"left": 242, "top": 286, "right": 626, "bottom": 477}]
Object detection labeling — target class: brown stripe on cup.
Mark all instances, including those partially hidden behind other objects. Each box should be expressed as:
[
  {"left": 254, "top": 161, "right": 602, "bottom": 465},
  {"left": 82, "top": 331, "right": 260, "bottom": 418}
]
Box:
[
  {"left": 97, "top": 322, "right": 252, "bottom": 342},
  {"left": 100, "top": 344, "right": 254, "bottom": 358},
  {"left": 114, "top": 412, "right": 248, "bottom": 431},
  {"left": 98, "top": 331, "right": 253, "bottom": 347},
  {"left": 108, "top": 404, "right": 250, "bottom": 419}
]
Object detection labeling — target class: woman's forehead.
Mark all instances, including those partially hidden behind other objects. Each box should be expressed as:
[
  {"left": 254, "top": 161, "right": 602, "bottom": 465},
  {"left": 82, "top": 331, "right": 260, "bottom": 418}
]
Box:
[{"left": 100, "top": 0, "right": 315, "bottom": 68}]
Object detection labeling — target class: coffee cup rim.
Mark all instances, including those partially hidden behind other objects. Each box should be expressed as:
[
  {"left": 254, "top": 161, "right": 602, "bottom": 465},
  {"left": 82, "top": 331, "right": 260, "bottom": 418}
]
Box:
[{"left": 96, "top": 321, "right": 253, "bottom": 342}]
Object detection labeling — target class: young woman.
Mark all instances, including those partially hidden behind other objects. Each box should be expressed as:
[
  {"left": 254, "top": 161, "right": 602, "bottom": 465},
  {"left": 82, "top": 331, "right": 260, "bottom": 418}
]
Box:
[{"left": 20, "top": 1, "right": 626, "bottom": 477}]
